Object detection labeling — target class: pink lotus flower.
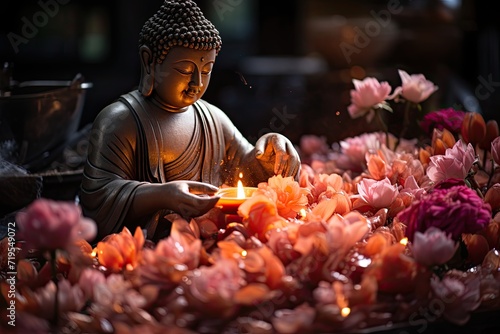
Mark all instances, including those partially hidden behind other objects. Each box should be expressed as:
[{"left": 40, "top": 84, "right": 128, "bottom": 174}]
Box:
[
  {"left": 267, "top": 227, "right": 301, "bottom": 265},
  {"left": 16, "top": 198, "right": 97, "bottom": 251},
  {"left": 410, "top": 227, "right": 458, "bottom": 267},
  {"left": 91, "top": 273, "right": 149, "bottom": 320},
  {"left": 492, "top": 136, "right": 500, "bottom": 165},
  {"left": 426, "top": 140, "right": 476, "bottom": 183},
  {"left": 399, "top": 175, "right": 426, "bottom": 200},
  {"left": 357, "top": 177, "right": 399, "bottom": 209},
  {"left": 347, "top": 77, "right": 392, "bottom": 122},
  {"left": 78, "top": 268, "right": 106, "bottom": 300},
  {"left": 34, "top": 279, "right": 86, "bottom": 319},
  {"left": 394, "top": 69, "right": 438, "bottom": 104},
  {"left": 272, "top": 303, "right": 316, "bottom": 334},
  {"left": 398, "top": 183, "right": 492, "bottom": 242},
  {"left": 299, "top": 134, "right": 329, "bottom": 156},
  {"left": 326, "top": 211, "right": 370, "bottom": 255},
  {"left": 337, "top": 132, "right": 386, "bottom": 172},
  {"left": 183, "top": 258, "right": 244, "bottom": 318},
  {"left": 430, "top": 271, "right": 481, "bottom": 325},
  {"left": 138, "top": 216, "right": 202, "bottom": 286}
]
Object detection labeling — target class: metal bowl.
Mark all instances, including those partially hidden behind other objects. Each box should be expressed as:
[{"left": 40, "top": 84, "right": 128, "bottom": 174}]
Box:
[{"left": 0, "top": 75, "right": 92, "bottom": 167}]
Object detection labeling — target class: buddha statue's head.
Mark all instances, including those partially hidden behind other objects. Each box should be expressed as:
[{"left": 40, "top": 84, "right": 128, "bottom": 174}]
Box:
[{"left": 138, "top": 0, "right": 222, "bottom": 110}]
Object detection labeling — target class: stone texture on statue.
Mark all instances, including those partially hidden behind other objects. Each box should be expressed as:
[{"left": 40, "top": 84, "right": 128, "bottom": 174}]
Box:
[{"left": 79, "top": 0, "right": 300, "bottom": 243}]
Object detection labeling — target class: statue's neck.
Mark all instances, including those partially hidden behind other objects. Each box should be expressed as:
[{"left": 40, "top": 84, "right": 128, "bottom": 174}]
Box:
[{"left": 148, "top": 95, "right": 190, "bottom": 113}]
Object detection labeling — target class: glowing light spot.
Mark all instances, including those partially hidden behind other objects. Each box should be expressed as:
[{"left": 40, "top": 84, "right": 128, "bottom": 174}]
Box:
[
  {"left": 400, "top": 237, "right": 408, "bottom": 246},
  {"left": 341, "top": 307, "right": 351, "bottom": 317},
  {"left": 241, "top": 250, "right": 248, "bottom": 257}
]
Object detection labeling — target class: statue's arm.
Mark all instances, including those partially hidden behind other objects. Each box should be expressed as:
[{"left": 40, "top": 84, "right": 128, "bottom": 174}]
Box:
[{"left": 207, "top": 102, "right": 301, "bottom": 186}]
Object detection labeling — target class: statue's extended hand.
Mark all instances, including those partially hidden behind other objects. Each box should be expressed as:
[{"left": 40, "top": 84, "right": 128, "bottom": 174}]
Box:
[
  {"left": 255, "top": 133, "right": 300, "bottom": 179},
  {"left": 163, "top": 180, "right": 220, "bottom": 218}
]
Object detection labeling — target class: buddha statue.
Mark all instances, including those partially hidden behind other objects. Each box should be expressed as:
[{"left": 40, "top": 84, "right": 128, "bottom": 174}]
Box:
[{"left": 80, "top": 0, "right": 301, "bottom": 242}]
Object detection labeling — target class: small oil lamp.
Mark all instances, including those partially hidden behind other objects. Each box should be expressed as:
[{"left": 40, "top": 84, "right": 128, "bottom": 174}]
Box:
[{"left": 216, "top": 173, "right": 257, "bottom": 215}]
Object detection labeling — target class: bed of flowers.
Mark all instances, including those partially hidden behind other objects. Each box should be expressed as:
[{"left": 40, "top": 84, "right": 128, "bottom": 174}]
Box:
[{"left": 1, "top": 69, "right": 500, "bottom": 333}]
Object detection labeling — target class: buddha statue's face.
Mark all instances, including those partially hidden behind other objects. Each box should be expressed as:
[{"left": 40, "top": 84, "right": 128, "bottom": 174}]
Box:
[{"left": 151, "top": 46, "right": 216, "bottom": 111}]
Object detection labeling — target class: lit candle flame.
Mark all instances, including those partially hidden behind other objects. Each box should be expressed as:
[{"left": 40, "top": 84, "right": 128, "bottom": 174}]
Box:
[
  {"left": 91, "top": 249, "right": 97, "bottom": 258},
  {"left": 299, "top": 208, "right": 307, "bottom": 220},
  {"left": 341, "top": 307, "right": 351, "bottom": 317},
  {"left": 237, "top": 180, "right": 245, "bottom": 199},
  {"left": 400, "top": 237, "right": 408, "bottom": 246},
  {"left": 241, "top": 250, "right": 248, "bottom": 257}
]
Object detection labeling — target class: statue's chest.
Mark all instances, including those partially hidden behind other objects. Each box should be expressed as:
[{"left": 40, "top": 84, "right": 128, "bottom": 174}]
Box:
[{"left": 158, "top": 109, "right": 198, "bottom": 163}]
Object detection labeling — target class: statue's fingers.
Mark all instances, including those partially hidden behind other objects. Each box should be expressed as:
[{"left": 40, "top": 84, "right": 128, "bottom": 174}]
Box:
[
  {"left": 274, "top": 151, "right": 289, "bottom": 175},
  {"left": 254, "top": 137, "right": 268, "bottom": 158},
  {"left": 187, "top": 181, "right": 219, "bottom": 194}
]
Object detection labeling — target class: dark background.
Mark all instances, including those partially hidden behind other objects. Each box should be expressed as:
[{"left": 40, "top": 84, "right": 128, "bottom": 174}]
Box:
[{"left": 1, "top": 0, "right": 499, "bottom": 145}]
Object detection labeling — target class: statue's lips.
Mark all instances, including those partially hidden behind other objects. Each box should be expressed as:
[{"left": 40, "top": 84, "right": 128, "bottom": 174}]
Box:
[{"left": 184, "top": 89, "right": 200, "bottom": 98}]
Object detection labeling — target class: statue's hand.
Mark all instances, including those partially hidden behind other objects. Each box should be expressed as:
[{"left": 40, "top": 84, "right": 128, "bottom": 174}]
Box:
[
  {"left": 255, "top": 133, "right": 300, "bottom": 179},
  {"left": 163, "top": 181, "right": 220, "bottom": 218}
]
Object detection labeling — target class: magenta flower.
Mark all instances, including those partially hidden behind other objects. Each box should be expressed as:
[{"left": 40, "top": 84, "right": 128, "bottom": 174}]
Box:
[
  {"left": 16, "top": 198, "right": 97, "bottom": 251},
  {"left": 411, "top": 227, "right": 458, "bottom": 267},
  {"left": 398, "top": 184, "right": 492, "bottom": 242},
  {"left": 492, "top": 136, "right": 500, "bottom": 165},
  {"left": 394, "top": 69, "right": 438, "bottom": 104},
  {"left": 420, "top": 108, "right": 466, "bottom": 135},
  {"left": 347, "top": 77, "right": 392, "bottom": 122},
  {"left": 357, "top": 177, "right": 399, "bottom": 209},
  {"left": 426, "top": 140, "right": 476, "bottom": 183}
]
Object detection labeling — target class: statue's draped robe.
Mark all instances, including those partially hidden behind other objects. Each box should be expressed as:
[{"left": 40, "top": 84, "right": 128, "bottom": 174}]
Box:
[{"left": 80, "top": 90, "right": 251, "bottom": 241}]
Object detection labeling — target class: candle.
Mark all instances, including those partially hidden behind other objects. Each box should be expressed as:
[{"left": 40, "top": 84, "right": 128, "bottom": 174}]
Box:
[{"left": 216, "top": 180, "right": 257, "bottom": 214}]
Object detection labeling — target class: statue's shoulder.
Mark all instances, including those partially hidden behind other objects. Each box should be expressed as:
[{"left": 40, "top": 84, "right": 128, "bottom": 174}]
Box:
[{"left": 92, "top": 92, "right": 140, "bottom": 133}]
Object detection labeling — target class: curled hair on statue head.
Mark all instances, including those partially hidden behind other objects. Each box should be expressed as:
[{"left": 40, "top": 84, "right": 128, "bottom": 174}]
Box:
[{"left": 139, "top": 0, "right": 222, "bottom": 64}]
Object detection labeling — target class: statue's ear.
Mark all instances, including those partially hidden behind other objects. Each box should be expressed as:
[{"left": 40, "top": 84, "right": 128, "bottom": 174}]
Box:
[{"left": 138, "top": 46, "right": 154, "bottom": 97}]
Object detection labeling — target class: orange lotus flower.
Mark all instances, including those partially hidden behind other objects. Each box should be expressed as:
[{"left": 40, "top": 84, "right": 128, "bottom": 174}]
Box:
[
  {"left": 217, "top": 240, "right": 285, "bottom": 290},
  {"left": 238, "top": 193, "right": 288, "bottom": 242},
  {"left": 308, "top": 194, "right": 351, "bottom": 221},
  {"left": 256, "top": 175, "right": 310, "bottom": 219},
  {"left": 365, "top": 241, "right": 417, "bottom": 294},
  {"left": 94, "top": 226, "right": 145, "bottom": 272},
  {"left": 307, "top": 173, "right": 344, "bottom": 203},
  {"left": 366, "top": 152, "right": 388, "bottom": 181}
]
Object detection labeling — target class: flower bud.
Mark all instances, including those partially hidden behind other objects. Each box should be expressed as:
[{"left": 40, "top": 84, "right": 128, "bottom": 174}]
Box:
[
  {"left": 462, "top": 233, "right": 490, "bottom": 265},
  {"left": 461, "top": 111, "right": 486, "bottom": 146},
  {"left": 419, "top": 147, "right": 431, "bottom": 165},
  {"left": 479, "top": 120, "right": 499, "bottom": 150},
  {"left": 431, "top": 128, "right": 455, "bottom": 155},
  {"left": 484, "top": 183, "right": 500, "bottom": 212},
  {"left": 492, "top": 137, "right": 500, "bottom": 166}
]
